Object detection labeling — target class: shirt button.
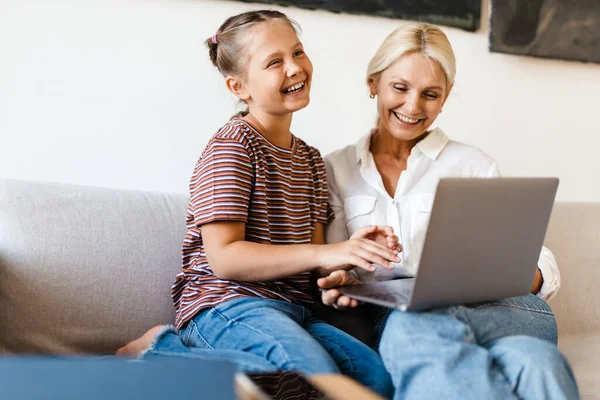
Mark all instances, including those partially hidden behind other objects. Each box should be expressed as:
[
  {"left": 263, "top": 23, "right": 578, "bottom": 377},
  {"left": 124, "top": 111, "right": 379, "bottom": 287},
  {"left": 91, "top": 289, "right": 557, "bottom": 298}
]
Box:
[{"left": 392, "top": 199, "right": 396, "bottom": 205}]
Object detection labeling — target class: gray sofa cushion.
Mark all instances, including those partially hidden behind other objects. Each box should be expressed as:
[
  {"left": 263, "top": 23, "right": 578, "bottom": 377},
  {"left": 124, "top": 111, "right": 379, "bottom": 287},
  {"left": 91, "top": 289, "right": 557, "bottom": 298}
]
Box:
[
  {"left": 545, "top": 202, "right": 600, "bottom": 400},
  {"left": 546, "top": 202, "right": 600, "bottom": 336},
  {"left": 0, "top": 179, "right": 188, "bottom": 354}
]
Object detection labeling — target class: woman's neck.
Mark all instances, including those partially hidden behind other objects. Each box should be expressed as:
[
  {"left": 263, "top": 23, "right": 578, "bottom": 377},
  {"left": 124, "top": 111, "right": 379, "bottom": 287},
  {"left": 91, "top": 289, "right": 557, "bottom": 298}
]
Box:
[
  {"left": 370, "top": 127, "right": 428, "bottom": 163},
  {"left": 243, "top": 111, "right": 294, "bottom": 149}
]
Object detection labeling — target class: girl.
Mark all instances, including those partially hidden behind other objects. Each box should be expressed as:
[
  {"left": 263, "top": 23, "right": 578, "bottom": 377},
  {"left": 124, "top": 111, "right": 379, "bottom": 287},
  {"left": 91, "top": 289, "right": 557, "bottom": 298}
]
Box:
[
  {"left": 118, "top": 10, "right": 397, "bottom": 398},
  {"left": 318, "top": 23, "right": 579, "bottom": 400}
]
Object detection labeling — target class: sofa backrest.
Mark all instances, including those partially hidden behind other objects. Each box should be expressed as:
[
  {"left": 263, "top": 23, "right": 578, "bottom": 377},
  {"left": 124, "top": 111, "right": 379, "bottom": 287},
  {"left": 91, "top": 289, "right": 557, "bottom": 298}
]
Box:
[
  {"left": 545, "top": 202, "right": 600, "bottom": 337},
  {"left": 0, "top": 179, "right": 188, "bottom": 354},
  {"left": 1, "top": 178, "right": 598, "bottom": 354}
]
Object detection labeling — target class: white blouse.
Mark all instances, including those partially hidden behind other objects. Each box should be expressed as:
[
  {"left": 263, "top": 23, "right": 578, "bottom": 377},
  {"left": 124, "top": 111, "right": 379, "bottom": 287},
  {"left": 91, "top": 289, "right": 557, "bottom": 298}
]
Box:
[{"left": 325, "top": 128, "right": 560, "bottom": 301}]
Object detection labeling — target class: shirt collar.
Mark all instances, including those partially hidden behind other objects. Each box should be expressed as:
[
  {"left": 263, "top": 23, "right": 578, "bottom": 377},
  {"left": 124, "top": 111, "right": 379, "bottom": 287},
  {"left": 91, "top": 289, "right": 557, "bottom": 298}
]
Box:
[
  {"left": 355, "top": 127, "right": 449, "bottom": 165},
  {"left": 416, "top": 128, "right": 449, "bottom": 160}
]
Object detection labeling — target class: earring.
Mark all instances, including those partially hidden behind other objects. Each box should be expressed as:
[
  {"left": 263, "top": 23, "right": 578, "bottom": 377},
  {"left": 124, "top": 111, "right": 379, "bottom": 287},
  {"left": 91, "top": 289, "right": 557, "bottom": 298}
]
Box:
[{"left": 369, "top": 94, "right": 375, "bottom": 99}]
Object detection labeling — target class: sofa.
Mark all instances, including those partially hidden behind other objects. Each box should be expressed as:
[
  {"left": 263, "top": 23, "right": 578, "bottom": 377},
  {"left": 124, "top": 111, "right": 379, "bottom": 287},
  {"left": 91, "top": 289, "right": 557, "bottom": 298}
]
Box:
[{"left": 0, "top": 178, "right": 598, "bottom": 399}]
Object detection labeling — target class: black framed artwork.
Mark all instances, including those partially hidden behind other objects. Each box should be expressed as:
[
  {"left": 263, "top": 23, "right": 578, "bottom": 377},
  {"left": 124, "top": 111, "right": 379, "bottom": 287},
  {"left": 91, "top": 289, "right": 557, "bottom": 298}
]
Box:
[
  {"left": 490, "top": 0, "right": 600, "bottom": 63},
  {"left": 235, "top": 0, "right": 482, "bottom": 31}
]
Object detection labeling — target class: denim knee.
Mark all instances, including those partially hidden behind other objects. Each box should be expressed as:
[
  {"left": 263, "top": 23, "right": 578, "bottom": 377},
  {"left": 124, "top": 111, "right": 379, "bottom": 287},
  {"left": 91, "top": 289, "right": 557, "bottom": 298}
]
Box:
[
  {"left": 489, "top": 336, "right": 580, "bottom": 399},
  {"left": 464, "top": 295, "right": 558, "bottom": 345},
  {"left": 492, "top": 336, "right": 569, "bottom": 372}
]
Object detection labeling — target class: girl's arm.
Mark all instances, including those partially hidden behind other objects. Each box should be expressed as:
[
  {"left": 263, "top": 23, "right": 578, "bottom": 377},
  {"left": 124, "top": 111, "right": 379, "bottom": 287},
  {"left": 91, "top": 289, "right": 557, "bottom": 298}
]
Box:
[{"left": 201, "top": 221, "right": 400, "bottom": 282}]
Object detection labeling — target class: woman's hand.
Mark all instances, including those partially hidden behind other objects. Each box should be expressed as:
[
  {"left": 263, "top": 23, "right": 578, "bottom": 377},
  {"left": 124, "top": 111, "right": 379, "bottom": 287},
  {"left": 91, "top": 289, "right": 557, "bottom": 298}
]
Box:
[
  {"left": 315, "top": 236, "right": 401, "bottom": 275},
  {"left": 351, "top": 225, "right": 402, "bottom": 253},
  {"left": 317, "top": 270, "right": 362, "bottom": 309}
]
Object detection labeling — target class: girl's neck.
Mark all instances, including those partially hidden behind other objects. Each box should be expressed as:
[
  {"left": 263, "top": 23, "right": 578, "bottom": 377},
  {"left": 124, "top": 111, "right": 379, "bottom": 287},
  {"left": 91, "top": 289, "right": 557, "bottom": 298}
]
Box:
[{"left": 243, "top": 111, "right": 294, "bottom": 149}]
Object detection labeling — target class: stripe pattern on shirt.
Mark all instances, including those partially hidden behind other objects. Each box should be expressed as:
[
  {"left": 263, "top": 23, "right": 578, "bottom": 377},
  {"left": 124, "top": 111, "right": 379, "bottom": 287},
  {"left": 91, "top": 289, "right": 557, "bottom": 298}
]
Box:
[{"left": 172, "top": 119, "right": 332, "bottom": 329}]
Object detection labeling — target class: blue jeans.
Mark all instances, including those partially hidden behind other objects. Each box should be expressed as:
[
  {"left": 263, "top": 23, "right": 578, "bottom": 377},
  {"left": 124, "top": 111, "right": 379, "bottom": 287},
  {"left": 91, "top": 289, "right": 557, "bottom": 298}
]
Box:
[
  {"left": 142, "top": 297, "right": 394, "bottom": 398},
  {"left": 375, "top": 294, "right": 580, "bottom": 400}
]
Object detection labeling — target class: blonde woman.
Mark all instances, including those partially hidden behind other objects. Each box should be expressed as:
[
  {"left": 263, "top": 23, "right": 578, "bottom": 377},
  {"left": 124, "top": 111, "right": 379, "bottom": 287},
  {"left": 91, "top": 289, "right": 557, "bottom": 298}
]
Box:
[{"left": 318, "top": 23, "right": 579, "bottom": 400}]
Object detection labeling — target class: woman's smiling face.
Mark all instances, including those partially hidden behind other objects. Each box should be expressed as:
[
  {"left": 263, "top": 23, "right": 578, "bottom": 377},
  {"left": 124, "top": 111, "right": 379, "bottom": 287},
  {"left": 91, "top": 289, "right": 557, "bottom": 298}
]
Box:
[{"left": 370, "top": 52, "right": 450, "bottom": 141}]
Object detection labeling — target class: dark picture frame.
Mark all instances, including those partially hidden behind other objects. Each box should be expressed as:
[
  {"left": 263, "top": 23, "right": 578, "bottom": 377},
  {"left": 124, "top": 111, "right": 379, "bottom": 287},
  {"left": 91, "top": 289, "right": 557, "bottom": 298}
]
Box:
[
  {"left": 235, "top": 0, "right": 481, "bottom": 31},
  {"left": 490, "top": 0, "right": 600, "bottom": 63}
]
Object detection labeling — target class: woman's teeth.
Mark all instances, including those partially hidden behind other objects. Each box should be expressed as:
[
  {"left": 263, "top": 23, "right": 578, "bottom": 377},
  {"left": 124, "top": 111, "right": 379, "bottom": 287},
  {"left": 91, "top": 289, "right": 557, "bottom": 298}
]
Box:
[
  {"left": 394, "top": 112, "right": 420, "bottom": 125},
  {"left": 283, "top": 81, "right": 305, "bottom": 94}
]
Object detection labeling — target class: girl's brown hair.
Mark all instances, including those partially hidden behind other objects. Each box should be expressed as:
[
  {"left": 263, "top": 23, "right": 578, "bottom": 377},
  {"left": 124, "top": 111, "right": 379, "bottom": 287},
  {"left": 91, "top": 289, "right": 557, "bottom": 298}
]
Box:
[{"left": 205, "top": 10, "right": 301, "bottom": 118}]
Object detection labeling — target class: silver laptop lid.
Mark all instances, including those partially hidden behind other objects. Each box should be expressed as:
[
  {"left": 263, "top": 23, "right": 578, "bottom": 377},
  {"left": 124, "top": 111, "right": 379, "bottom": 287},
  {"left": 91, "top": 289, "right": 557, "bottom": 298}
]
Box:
[{"left": 407, "top": 177, "right": 558, "bottom": 311}]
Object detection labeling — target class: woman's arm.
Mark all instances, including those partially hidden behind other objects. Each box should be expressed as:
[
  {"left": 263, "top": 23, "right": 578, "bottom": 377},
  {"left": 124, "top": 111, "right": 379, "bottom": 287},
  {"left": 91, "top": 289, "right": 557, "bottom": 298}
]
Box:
[
  {"left": 530, "top": 269, "right": 543, "bottom": 294},
  {"left": 535, "top": 246, "right": 560, "bottom": 300},
  {"left": 201, "top": 222, "right": 400, "bottom": 281}
]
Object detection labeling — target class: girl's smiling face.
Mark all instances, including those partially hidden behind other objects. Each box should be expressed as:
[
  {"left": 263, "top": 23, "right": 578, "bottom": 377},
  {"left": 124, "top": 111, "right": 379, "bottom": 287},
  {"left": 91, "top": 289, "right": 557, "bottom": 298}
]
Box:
[
  {"left": 230, "top": 20, "right": 313, "bottom": 117},
  {"left": 370, "top": 52, "right": 450, "bottom": 141}
]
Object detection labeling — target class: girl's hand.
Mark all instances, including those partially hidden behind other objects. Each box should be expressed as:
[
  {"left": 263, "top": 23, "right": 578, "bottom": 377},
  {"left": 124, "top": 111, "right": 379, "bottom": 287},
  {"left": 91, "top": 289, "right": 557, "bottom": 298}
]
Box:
[
  {"left": 315, "top": 236, "right": 401, "bottom": 274},
  {"left": 351, "top": 225, "right": 402, "bottom": 253},
  {"left": 317, "top": 270, "right": 361, "bottom": 309}
]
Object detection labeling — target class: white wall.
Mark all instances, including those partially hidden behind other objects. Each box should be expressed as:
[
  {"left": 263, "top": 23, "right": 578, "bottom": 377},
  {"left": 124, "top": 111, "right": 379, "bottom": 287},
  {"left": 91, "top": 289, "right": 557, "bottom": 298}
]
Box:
[{"left": 1, "top": 0, "right": 598, "bottom": 201}]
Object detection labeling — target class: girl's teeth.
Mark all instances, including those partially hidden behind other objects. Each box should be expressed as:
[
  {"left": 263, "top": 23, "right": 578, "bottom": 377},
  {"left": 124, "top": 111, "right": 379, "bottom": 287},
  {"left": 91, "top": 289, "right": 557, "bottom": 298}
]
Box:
[{"left": 285, "top": 82, "right": 305, "bottom": 93}]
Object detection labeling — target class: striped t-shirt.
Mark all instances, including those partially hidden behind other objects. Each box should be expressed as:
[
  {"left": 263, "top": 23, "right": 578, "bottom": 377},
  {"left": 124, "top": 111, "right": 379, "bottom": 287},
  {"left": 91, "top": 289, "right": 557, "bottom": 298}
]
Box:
[{"left": 172, "top": 119, "right": 332, "bottom": 329}]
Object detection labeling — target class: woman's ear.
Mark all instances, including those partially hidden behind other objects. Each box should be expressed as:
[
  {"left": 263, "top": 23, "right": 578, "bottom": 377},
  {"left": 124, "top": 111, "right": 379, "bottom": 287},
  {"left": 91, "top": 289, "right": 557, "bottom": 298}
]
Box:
[
  {"left": 225, "top": 75, "right": 251, "bottom": 102},
  {"left": 441, "top": 82, "right": 453, "bottom": 107},
  {"left": 367, "top": 76, "right": 379, "bottom": 98}
]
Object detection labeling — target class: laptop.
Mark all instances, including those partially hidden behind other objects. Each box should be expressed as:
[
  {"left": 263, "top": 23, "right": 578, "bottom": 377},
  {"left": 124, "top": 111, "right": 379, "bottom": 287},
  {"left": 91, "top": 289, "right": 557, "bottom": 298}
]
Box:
[
  {"left": 337, "top": 178, "right": 559, "bottom": 311},
  {"left": 0, "top": 357, "right": 237, "bottom": 400}
]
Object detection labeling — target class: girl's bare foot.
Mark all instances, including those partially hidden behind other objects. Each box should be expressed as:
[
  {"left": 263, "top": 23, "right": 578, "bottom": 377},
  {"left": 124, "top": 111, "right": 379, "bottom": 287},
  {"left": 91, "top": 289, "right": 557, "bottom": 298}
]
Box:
[{"left": 115, "top": 325, "right": 165, "bottom": 357}]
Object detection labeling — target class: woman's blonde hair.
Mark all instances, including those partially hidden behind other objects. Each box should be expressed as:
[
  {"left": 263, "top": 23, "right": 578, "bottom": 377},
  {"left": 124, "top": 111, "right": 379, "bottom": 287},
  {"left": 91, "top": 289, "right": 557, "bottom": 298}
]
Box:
[{"left": 367, "top": 23, "right": 456, "bottom": 90}]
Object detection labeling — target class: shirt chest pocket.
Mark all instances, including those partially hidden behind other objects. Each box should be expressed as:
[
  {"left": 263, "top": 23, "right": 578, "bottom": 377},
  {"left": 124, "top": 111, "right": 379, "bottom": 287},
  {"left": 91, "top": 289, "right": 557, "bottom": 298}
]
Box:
[
  {"left": 343, "top": 196, "right": 377, "bottom": 236},
  {"left": 402, "top": 194, "right": 435, "bottom": 269}
]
